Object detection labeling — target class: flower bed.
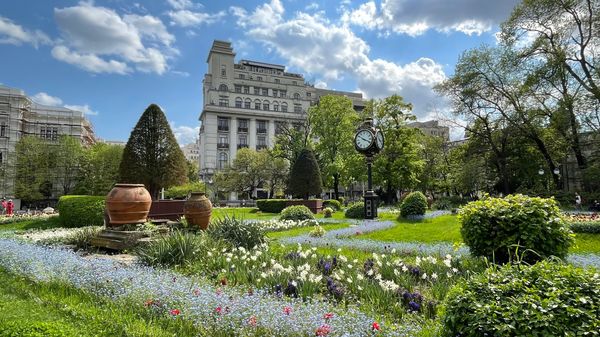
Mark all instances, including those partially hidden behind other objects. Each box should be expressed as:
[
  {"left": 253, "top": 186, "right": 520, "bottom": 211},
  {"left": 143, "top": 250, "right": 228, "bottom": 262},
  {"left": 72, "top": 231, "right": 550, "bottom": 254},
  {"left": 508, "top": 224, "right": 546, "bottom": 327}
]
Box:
[
  {"left": 0, "top": 213, "right": 58, "bottom": 225},
  {"left": 0, "top": 239, "right": 420, "bottom": 336}
]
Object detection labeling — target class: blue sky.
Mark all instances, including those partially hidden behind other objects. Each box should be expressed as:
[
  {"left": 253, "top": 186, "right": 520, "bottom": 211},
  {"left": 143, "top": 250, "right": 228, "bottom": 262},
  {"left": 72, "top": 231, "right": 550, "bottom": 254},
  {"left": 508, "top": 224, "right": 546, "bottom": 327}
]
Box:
[{"left": 0, "top": 0, "right": 520, "bottom": 144}]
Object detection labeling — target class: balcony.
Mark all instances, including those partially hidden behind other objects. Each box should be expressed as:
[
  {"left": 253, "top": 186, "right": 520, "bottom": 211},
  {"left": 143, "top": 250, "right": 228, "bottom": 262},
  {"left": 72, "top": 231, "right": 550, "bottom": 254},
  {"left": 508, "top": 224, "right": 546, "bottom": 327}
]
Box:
[
  {"left": 237, "top": 144, "right": 249, "bottom": 149},
  {"left": 217, "top": 143, "right": 229, "bottom": 149},
  {"left": 237, "top": 127, "right": 248, "bottom": 133},
  {"left": 217, "top": 125, "right": 229, "bottom": 132},
  {"left": 256, "top": 145, "right": 268, "bottom": 150},
  {"left": 257, "top": 128, "right": 267, "bottom": 134}
]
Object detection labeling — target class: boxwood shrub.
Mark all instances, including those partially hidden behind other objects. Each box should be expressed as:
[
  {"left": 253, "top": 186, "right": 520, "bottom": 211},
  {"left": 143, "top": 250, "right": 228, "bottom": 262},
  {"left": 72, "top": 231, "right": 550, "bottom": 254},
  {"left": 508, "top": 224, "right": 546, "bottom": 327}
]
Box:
[
  {"left": 399, "top": 191, "right": 428, "bottom": 218},
  {"left": 459, "top": 194, "right": 573, "bottom": 264},
  {"left": 256, "top": 199, "right": 288, "bottom": 213},
  {"left": 442, "top": 261, "right": 600, "bottom": 337},
  {"left": 323, "top": 199, "right": 342, "bottom": 211},
  {"left": 569, "top": 221, "right": 600, "bottom": 233},
  {"left": 57, "top": 195, "right": 106, "bottom": 228},
  {"left": 345, "top": 202, "right": 364, "bottom": 219},
  {"left": 280, "top": 205, "right": 314, "bottom": 220}
]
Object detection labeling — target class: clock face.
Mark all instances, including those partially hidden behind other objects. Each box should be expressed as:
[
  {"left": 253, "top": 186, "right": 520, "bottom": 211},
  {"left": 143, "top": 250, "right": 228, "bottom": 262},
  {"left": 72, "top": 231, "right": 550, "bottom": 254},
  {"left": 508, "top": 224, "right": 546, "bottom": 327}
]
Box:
[
  {"left": 355, "top": 129, "right": 374, "bottom": 150},
  {"left": 376, "top": 131, "right": 384, "bottom": 150}
]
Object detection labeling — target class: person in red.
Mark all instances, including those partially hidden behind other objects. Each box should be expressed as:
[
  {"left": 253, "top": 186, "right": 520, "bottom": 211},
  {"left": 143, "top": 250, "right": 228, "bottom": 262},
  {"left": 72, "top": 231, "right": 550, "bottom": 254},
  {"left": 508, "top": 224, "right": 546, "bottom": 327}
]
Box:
[{"left": 6, "top": 199, "right": 14, "bottom": 216}]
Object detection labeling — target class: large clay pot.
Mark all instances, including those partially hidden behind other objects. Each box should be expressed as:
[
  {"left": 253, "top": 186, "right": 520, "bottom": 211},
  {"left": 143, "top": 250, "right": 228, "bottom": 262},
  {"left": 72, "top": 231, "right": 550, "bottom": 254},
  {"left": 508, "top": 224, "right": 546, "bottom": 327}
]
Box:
[
  {"left": 184, "top": 192, "right": 212, "bottom": 230},
  {"left": 105, "top": 184, "right": 152, "bottom": 226}
]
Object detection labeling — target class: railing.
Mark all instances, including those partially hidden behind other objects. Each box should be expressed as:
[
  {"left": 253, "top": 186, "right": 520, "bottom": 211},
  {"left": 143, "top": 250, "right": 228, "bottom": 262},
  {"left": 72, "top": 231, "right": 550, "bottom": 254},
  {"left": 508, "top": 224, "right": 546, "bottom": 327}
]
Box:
[
  {"left": 237, "top": 144, "right": 249, "bottom": 149},
  {"left": 217, "top": 143, "right": 229, "bottom": 148},
  {"left": 257, "top": 128, "right": 267, "bottom": 134},
  {"left": 237, "top": 127, "right": 248, "bottom": 133},
  {"left": 217, "top": 126, "right": 229, "bottom": 131},
  {"left": 256, "top": 145, "right": 268, "bottom": 150}
]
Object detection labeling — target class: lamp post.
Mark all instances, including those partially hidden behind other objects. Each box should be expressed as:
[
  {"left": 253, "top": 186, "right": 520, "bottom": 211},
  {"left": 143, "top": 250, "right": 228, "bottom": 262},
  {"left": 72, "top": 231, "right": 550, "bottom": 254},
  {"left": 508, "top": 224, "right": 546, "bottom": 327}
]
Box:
[{"left": 353, "top": 118, "right": 384, "bottom": 219}]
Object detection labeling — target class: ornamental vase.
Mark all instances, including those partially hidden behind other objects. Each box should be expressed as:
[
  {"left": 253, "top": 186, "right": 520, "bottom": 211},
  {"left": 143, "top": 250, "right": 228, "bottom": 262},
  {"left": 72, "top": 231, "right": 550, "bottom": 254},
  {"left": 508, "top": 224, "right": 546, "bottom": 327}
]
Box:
[
  {"left": 184, "top": 192, "right": 212, "bottom": 230},
  {"left": 105, "top": 184, "right": 152, "bottom": 226}
]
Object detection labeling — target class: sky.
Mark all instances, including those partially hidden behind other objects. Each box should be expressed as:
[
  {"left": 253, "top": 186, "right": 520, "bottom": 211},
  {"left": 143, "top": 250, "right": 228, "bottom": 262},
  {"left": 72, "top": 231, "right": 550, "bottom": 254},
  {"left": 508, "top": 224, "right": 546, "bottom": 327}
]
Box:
[{"left": 0, "top": 0, "right": 521, "bottom": 144}]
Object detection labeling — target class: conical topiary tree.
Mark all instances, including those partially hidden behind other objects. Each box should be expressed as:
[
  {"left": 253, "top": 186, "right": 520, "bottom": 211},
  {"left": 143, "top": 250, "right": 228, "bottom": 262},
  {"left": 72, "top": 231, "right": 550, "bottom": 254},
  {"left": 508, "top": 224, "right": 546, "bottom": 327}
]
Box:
[
  {"left": 288, "top": 148, "right": 322, "bottom": 199},
  {"left": 119, "top": 104, "right": 187, "bottom": 199}
]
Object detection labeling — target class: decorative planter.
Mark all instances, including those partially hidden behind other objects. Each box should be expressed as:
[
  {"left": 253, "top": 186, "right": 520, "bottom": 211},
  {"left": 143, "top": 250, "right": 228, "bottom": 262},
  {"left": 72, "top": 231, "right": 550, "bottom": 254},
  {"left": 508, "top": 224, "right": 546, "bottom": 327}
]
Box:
[
  {"left": 184, "top": 192, "right": 212, "bottom": 230},
  {"left": 286, "top": 199, "right": 323, "bottom": 214},
  {"left": 105, "top": 184, "right": 152, "bottom": 226}
]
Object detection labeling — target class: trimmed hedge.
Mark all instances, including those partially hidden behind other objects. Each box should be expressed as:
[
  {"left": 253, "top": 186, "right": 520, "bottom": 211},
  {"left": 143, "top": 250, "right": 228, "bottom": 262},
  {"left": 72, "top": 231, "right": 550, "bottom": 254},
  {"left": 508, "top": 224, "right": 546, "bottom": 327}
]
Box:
[
  {"left": 323, "top": 199, "right": 342, "bottom": 211},
  {"left": 570, "top": 221, "right": 600, "bottom": 233},
  {"left": 443, "top": 261, "right": 600, "bottom": 337},
  {"left": 345, "top": 202, "right": 364, "bottom": 219},
  {"left": 280, "top": 205, "right": 314, "bottom": 221},
  {"left": 400, "top": 191, "right": 428, "bottom": 218},
  {"left": 256, "top": 199, "right": 288, "bottom": 213},
  {"left": 459, "top": 194, "right": 573, "bottom": 264},
  {"left": 57, "top": 195, "right": 106, "bottom": 228}
]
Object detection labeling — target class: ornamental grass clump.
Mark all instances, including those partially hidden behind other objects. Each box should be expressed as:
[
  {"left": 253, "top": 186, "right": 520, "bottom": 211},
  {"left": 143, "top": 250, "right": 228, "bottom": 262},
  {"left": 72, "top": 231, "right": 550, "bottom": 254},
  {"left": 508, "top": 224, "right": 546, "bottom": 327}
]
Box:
[
  {"left": 208, "top": 216, "right": 266, "bottom": 249},
  {"left": 280, "top": 205, "right": 314, "bottom": 221},
  {"left": 136, "top": 231, "right": 207, "bottom": 267},
  {"left": 322, "top": 207, "right": 334, "bottom": 218},
  {"left": 442, "top": 261, "right": 600, "bottom": 337},
  {"left": 399, "top": 192, "right": 428, "bottom": 218},
  {"left": 459, "top": 194, "right": 573, "bottom": 264}
]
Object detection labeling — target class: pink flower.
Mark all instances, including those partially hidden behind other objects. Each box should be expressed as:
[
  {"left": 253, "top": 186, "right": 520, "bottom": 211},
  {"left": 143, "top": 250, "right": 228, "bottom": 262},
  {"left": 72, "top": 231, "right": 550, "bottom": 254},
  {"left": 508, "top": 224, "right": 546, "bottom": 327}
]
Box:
[
  {"left": 215, "top": 306, "right": 222, "bottom": 315},
  {"left": 247, "top": 315, "right": 257, "bottom": 327},
  {"left": 169, "top": 309, "right": 180, "bottom": 316},
  {"left": 372, "top": 322, "right": 381, "bottom": 331},
  {"left": 323, "top": 312, "right": 334, "bottom": 320},
  {"left": 193, "top": 289, "right": 200, "bottom": 296},
  {"left": 283, "top": 306, "right": 292, "bottom": 315},
  {"left": 315, "top": 324, "right": 331, "bottom": 336}
]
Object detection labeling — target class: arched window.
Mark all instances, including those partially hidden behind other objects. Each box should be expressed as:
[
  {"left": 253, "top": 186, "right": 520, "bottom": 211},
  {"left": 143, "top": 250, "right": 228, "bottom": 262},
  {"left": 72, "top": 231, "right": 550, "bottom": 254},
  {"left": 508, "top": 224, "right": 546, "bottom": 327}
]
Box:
[
  {"left": 273, "top": 101, "right": 279, "bottom": 111},
  {"left": 293, "top": 93, "right": 300, "bottom": 100},
  {"left": 254, "top": 99, "right": 261, "bottom": 110},
  {"left": 281, "top": 102, "right": 288, "bottom": 112},
  {"left": 263, "top": 100, "right": 270, "bottom": 111},
  {"left": 235, "top": 97, "right": 242, "bottom": 108},
  {"left": 244, "top": 98, "right": 251, "bottom": 109},
  {"left": 218, "top": 152, "right": 228, "bottom": 169},
  {"left": 219, "top": 84, "right": 228, "bottom": 91}
]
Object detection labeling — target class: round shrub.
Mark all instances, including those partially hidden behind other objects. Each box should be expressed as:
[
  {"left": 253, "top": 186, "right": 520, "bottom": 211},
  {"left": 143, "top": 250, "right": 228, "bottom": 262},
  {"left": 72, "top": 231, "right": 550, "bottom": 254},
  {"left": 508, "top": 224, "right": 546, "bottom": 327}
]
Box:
[
  {"left": 323, "top": 199, "right": 342, "bottom": 211},
  {"left": 256, "top": 199, "right": 288, "bottom": 213},
  {"left": 459, "top": 194, "right": 573, "bottom": 264},
  {"left": 345, "top": 202, "right": 364, "bottom": 219},
  {"left": 57, "top": 195, "right": 106, "bottom": 228},
  {"left": 399, "top": 191, "right": 428, "bottom": 218},
  {"left": 323, "top": 207, "right": 334, "bottom": 218},
  {"left": 280, "top": 205, "right": 314, "bottom": 221},
  {"left": 309, "top": 225, "right": 326, "bottom": 237},
  {"left": 442, "top": 261, "right": 600, "bottom": 337}
]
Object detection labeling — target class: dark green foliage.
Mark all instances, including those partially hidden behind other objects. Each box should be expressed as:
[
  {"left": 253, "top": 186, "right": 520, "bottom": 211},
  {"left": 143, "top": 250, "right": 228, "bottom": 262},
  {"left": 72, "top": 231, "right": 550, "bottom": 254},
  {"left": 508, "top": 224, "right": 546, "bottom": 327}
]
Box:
[
  {"left": 208, "top": 216, "right": 266, "bottom": 249},
  {"left": 323, "top": 199, "right": 342, "bottom": 211},
  {"left": 256, "top": 199, "right": 288, "bottom": 213},
  {"left": 400, "top": 191, "right": 428, "bottom": 217},
  {"left": 280, "top": 205, "right": 314, "bottom": 221},
  {"left": 442, "top": 261, "right": 600, "bottom": 337},
  {"left": 57, "top": 196, "right": 106, "bottom": 228},
  {"left": 164, "top": 181, "right": 206, "bottom": 199},
  {"left": 119, "top": 104, "right": 187, "bottom": 199},
  {"left": 0, "top": 321, "right": 78, "bottom": 337},
  {"left": 431, "top": 196, "right": 469, "bottom": 210},
  {"left": 345, "top": 202, "right": 365, "bottom": 219},
  {"left": 570, "top": 221, "right": 600, "bottom": 234},
  {"left": 459, "top": 194, "right": 573, "bottom": 264},
  {"left": 74, "top": 143, "right": 123, "bottom": 196},
  {"left": 136, "top": 231, "right": 207, "bottom": 267},
  {"left": 288, "top": 149, "right": 322, "bottom": 199}
]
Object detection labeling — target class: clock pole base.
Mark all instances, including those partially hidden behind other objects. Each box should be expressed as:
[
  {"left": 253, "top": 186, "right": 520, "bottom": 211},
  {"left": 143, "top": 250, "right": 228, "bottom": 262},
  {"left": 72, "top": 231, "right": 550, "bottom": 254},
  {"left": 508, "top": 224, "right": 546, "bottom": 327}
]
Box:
[{"left": 364, "top": 191, "right": 378, "bottom": 219}]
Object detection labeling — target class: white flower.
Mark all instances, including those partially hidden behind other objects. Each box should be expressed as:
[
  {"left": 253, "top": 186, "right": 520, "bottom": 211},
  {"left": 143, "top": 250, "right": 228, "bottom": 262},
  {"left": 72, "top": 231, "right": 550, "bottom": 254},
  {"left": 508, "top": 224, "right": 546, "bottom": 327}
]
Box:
[
  {"left": 452, "top": 268, "right": 458, "bottom": 273},
  {"left": 357, "top": 285, "right": 363, "bottom": 291},
  {"left": 431, "top": 273, "right": 438, "bottom": 280},
  {"left": 391, "top": 248, "right": 397, "bottom": 254},
  {"left": 260, "top": 272, "right": 267, "bottom": 278},
  {"left": 353, "top": 259, "right": 358, "bottom": 264},
  {"left": 421, "top": 273, "right": 428, "bottom": 280},
  {"left": 347, "top": 264, "right": 353, "bottom": 269},
  {"left": 367, "top": 269, "right": 374, "bottom": 276},
  {"left": 346, "top": 277, "right": 352, "bottom": 284},
  {"left": 226, "top": 257, "right": 231, "bottom": 262},
  {"left": 291, "top": 280, "right": 297, "bottom": 287},
  {"left": 356, "top": 274, "right": 364, "bottom": 281},
  {"left": 337, "top": 248, "right": 342, "bottom": 252},
  {"left": 207, "top": 252, "right": 213, "bottom": 257},
  {"left": 402, "top": 265, "right": 408, "bottom": 272}
]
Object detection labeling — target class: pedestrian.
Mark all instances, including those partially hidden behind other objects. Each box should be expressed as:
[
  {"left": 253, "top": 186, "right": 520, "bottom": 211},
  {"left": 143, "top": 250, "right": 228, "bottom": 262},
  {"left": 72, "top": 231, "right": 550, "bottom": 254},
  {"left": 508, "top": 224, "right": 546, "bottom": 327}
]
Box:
[
  {"left": 6, "top": 199, "right": 14, "bottom": 216},
  {"left": 0, "top": 198, "right": 6, "bottom": 216},
  {"left": 575, "top": 192, "right": 582, "bottom": 211}
]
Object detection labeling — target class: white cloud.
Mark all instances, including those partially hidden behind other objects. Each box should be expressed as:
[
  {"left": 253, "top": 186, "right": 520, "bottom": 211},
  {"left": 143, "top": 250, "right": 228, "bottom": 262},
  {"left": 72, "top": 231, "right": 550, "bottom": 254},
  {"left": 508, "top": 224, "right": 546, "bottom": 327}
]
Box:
[
  {"left": 166, "top": 0, "right": 226, "bottom": 27},
  {"left": 32, "top": 92, "right": 98, "bottom": 115},
  {"left": 343, "top": 0, "right": 520, "bottom": 36},
  {"left": 166, "top": 0, "right": 195, "bottom": 11},
  {"left": 52, "top": 2, "right": 176, "bottom": 75},
  {"left": 31, "top": 92, "right": 63, "bottom": 106},
  {"left": 315, "top": 80, "right": 328, "bottom": 89},
  {"left": 0, "top": 16, "right": 52, "bottom": 47},
  {"left": 231, "top": 0, "right": 447, "bottom": 118},
  {"left": 171, "top": 123, "right": 200, "bottom": 145}
]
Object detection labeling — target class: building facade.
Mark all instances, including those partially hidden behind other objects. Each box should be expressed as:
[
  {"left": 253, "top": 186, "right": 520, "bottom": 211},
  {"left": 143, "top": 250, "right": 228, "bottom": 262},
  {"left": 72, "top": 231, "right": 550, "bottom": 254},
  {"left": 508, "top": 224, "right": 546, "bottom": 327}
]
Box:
[
  {"left": 199, "top": 40, "right": 365, "bottom": 182},
  {"left": 408, "top": 120, "right": 450, "bottom": 142},
  {"left": 182, "top": 140, "right": 200, "bottom": 162},
  {"left": 0, "top": 85, "right": 96, "bottom": 205}
]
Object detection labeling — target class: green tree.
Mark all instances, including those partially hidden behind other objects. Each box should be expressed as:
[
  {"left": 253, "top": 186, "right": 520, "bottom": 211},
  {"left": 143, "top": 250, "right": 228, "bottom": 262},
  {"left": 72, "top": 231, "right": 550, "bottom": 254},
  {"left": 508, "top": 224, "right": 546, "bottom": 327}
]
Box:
[
  {"left": 265, "top": 154, "right": 289, "bottom": 198},
  {"left": 272, "top": 119, "right": 312, "bottom": 166},
  {"left": 119, "top": 104, "right": 187, "bottom": 199},
  {"left": 309, "top": 95, "right": 360, "bottom": 200},
  {"left": 14, "top": 136, "right": 50, "bottom": 202},
  {"left": 186, "top": 160, "right": 200, "bottom": 183},
  {"left": 54, "top": 135, "right": 85, "bottom": 195},
  {"left": 288, "top": 148, "right": 322, "bottom": 199},
  {"left": 74, "top": 143, "right": 123, "bottom": 195},
  {"left": 215, "top": 148, "right": 269, "bottom": 198}
]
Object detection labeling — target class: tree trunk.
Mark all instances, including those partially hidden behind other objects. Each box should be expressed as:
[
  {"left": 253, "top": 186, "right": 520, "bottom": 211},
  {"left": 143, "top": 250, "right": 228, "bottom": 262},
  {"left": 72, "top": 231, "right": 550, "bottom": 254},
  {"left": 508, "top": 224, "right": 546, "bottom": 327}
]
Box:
[
  {"left": 531, "top": 136, "right": 560, "bottom": 187},
  {"left": 386, "top": 180, "right": 393, "bottom": 204},
  {"left": 333, "top": 173, "right": 340, "bottom": 200}
]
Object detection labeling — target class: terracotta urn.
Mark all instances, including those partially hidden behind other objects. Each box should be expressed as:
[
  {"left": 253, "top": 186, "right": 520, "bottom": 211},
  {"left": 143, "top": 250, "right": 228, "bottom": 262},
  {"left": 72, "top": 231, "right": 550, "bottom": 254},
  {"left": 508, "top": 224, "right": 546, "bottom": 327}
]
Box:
[
  {"left": 184, "top": 192, "right": 212, "bottom": 230},
  {"left": 105, "top": 184, "right": 152, "bottom": 226}
]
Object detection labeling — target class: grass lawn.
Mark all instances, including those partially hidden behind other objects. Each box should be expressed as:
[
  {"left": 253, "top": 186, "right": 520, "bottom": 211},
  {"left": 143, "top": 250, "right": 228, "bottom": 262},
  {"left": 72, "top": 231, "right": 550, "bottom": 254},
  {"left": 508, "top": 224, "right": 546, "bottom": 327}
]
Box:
[
  {"left": 267, "top": 222, "right": 349, "bottom": 239},
  {"left": 571, "top": 234, "right": 600, "bottom": 253},
  {"left": 358, "top": 215, "right": 462, "bottom": 243},
  {"left": 0, "top": 268, "right": 198, "bottom": 337},
  {"left": 212, "top": 207, "right": 278, "bottom": 220},
  {"left": 0, "top": 216, "right": 63, "bottom": 232}
]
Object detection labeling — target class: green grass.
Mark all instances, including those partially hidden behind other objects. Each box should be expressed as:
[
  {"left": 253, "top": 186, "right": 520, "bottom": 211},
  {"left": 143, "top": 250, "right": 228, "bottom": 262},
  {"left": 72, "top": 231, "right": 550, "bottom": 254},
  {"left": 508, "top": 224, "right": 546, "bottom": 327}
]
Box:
[
  {"left": 267, "top": 222, "right": 350, "bottom": 239},
  {"left": 0, "top": 268, "right": 199, "bottom": 337},
  {"left": 571, "top": 233, "right": 600, "bottom": 253},
  {"left": 212, "top": 207, "right": 278, "bottom": 220},
  {"left": 0, "top": 216, "right": 63, "bottom": 232},
  {"left": 359, "top": 215, "right": 462, "bottom": 243}
]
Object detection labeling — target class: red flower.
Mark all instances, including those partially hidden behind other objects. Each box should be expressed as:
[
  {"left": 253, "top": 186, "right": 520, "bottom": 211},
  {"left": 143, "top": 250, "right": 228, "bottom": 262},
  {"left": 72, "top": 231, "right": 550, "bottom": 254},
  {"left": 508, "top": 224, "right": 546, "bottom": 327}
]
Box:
[
  {"left": 283, "top": 306, "right": 292, "bottom": 315},
  {"left": 323, "top": 312, "right": 334, "bottom": 320},
  {"left": 247, "top": 315, "right": 257, "bottom": 327},
  {"left": 169, "top": 309, "right": 181, "bottom": 316},
  {"left": 215, "top": 306, "right": 223, "bottom": 315},
  {"left": 372, "top": 322, "right": 381, "bottom": 331},
  {"left": 143, "top": 299, "right": 154, "bottom": 307},
  {"left": 193, "top": 289, "right": 200, "bottom": 296},
  {"left": 315, "top": 324, "right": 331, "bottom": 336}
]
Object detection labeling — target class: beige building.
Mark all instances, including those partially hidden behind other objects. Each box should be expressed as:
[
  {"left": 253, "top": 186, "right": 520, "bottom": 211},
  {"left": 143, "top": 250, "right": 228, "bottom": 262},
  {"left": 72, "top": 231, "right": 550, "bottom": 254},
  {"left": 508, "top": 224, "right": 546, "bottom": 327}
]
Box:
[
  {"left": 182, "top": 140, "right": 200, "bottom": 162},
  {"left": 0, "top": 85, "right": 96, "bottom": 205},
  {"left": 199, "top": 40, "right": 365, "bottom": 183},
  {"left": 408, "top": 120, "right": 450, "bottom": 141}
]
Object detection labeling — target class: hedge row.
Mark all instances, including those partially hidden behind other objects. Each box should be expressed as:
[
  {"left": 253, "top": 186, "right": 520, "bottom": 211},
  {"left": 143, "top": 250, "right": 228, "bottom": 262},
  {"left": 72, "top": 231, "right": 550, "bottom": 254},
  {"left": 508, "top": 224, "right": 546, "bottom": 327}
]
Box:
[
  {"left": 256, "top": 199, "right": 288, "bottom": 213},
  {"left": 570, "top": 221, "right": 600, "bottom": 233},
  {"left": 57, "top": 195, "right": 106, "bottom": 228}
]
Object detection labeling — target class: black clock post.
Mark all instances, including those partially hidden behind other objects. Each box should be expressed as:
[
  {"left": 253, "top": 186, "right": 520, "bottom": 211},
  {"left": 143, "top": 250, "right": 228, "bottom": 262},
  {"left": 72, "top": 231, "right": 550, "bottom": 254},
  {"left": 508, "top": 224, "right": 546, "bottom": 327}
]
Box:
[{"left": 354, "top": 118, "right": 384, "bottom": 219}]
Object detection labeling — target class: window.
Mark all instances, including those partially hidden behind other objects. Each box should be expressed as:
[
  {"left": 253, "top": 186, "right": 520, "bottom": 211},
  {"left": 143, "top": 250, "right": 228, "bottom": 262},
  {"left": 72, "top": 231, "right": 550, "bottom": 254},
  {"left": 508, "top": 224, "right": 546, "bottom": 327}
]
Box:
[
  {"left": 280, "top": 90, "right": 286, "bottom": 98},
  {"left": 219, "top": 84, "right": 228, "bottom": 91},
  {"left": 244, "top": 98, "right": 251, "bottom": 109},
  {"left": 235, "top": 85, "right": 242, "bottom": 93},
  {"left": 273, "top": 89, "right": 278, "bottom": 97},
  {"left": 221, "top": 65, "right": 226, "bottom": 76},
  {"left": 275, "top": 121, "right": 285, "bottom": 135},
  {"left": 217, "top": 117, "right": 229, "bottom": 131},
  {"left": 0, "top": 122, "right": 5, "bottom": 137},
  {"left": 257, "top": 76, "right": 262, "bottom": 81},
  {"left": 243, "top": 86, "right": 249, "bottom": 94},
  {"left": 263, "top": 100, "right": 270, "bottom": 111},
  {"left": 40, "top": 126, "right": 59, "bottom": 141},
  {"left": 218, "top": 152, "right": 228, "bottom": 169},
  {"left": 254, "top": 99, "right": 261, "bottom": 110},
  {"left": 218, "top": 98, "right": 229, "bottom": 107},
  {"left": 273, "top": 102, "right": 279, "bottom": 111},
  {"left": 257, "top": 135, "right": 267, "bottom": 149},
  {"left": 218, "top": 134, "right": 228, "bottom": 146},
  {"left": 292, "top": 81, "right": 297, "bottom": 85},
  {"left": 238, "top": 134, "right": 247, "bottom": 146},
  {"left": 293, "top": 93, "right": 300, "bottom": 100},
  {"left": 235, "top": 97, "right": 242, "bottom": 108},
  {"left": 239, "top": 74, "right": 245, "bottom": 79},
  {"left": 238, "top": 119, "right": 248, "bottom": 132},
  {"left": 257, "top": 120, "right": 267, "bottom": 134},
  {"left": 281, "top": 102, "right": 288, "bottom": 112},
  {"left": 274, "top": 79, "right": 280, "bottom": 84},
  {"left": 262, "top": 88, "right": 268, "bottom": 96},
  {"left": 307, "top": 92, "right": 312, "bottom": 97},
  {"left": 294, "top": 104, "right": 302, "bottom": 113},
  {"left": 254, "top": 87, "right": 260, "bottom": 95}
]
